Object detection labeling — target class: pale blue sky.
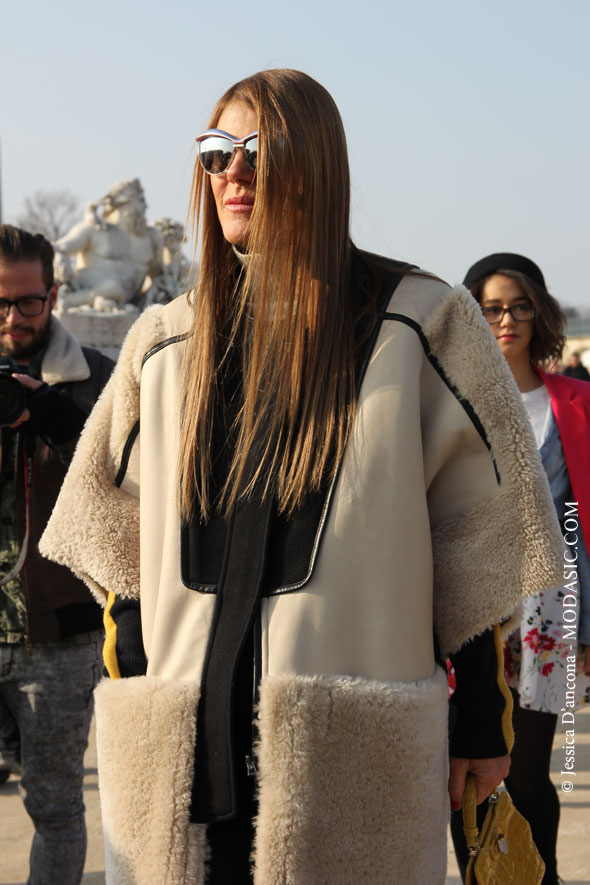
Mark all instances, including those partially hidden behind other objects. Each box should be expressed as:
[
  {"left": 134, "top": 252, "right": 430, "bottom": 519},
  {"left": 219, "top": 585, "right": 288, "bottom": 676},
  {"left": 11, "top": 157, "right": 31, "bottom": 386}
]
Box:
[{"left": 2, "top": 0, "right": 589, "bottom": 305}]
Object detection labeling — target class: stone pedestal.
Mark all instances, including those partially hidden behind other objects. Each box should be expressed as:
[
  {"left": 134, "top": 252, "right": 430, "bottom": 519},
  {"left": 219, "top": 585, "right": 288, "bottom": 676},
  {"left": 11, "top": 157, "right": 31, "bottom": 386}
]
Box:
[{"left": 56, "top": 306, "right": 139, "bottom": 361}]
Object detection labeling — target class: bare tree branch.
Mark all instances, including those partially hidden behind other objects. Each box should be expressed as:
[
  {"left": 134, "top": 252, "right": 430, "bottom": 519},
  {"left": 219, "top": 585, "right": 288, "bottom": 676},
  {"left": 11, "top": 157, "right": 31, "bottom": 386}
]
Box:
[{"left": 16, "top": 189, "right": 81, "bottom": 241}]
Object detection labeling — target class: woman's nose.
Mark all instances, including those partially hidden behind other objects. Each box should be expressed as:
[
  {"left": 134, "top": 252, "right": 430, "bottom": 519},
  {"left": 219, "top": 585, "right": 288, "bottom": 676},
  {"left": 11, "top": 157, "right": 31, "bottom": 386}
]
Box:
[
  {"left": 500, "top": 307, "right": 515, "bottom": 326},
  {"left": 226, "top": 148, "right": 254, "bottom": 184}
]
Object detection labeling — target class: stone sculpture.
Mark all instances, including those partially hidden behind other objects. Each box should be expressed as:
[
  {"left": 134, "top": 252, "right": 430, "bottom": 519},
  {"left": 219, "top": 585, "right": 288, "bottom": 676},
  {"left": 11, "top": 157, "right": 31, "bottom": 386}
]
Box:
[
  {"left": 52, "top": 180, "right": 188, "bottom": 356},
  {"left": 54, "top": 179, "right": 164, "bottom": 310},
  {"left": 137, "top": 217, "right": 192, "bottom": 309}
]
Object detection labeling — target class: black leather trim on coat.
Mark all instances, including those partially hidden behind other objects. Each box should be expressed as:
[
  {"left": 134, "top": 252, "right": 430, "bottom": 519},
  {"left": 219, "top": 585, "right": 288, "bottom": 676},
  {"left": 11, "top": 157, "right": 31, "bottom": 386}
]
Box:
[
  {"left": 381, "top": 312, "right": 500, "bottom": 484},
  {"left": 114, "top": 420, "right": 140, "bottom": 488},
  {"left": 141, "top": 333, "right": 190, "bottom": 368},
  {"left": 114, "top": 333, "right": 189, "bottom": 488}
]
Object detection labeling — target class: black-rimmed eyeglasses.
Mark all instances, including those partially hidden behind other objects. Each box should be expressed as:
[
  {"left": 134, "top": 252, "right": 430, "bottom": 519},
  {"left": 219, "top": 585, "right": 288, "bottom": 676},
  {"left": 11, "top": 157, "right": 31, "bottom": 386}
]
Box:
[
  {"left": 196, "top": 129, "right": 258, "bottom": 176},
  {"left": 481, "top": 303, "right": 535, "bottom": 324},
  {"left": 0, "top": 296, "right": 49, "bottom": 318}
]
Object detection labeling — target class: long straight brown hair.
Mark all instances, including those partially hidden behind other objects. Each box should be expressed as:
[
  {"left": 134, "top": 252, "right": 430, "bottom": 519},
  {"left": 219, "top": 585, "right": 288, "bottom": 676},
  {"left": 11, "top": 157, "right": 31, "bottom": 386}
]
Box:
[{"left": 179, "top": 70, "right": 374, "bottom": 522}]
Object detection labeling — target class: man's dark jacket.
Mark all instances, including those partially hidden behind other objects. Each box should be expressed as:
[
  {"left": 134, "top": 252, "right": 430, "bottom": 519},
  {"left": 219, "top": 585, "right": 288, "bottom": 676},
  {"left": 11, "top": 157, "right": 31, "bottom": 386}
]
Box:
[{"left": 8, "top": 316, "right": 113, "bottom": 643}]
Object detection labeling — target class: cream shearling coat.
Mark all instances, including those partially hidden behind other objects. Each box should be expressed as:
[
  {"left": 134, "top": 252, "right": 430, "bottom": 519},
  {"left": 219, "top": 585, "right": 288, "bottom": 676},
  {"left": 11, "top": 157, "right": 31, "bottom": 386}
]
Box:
[{"left": 40, "top": 273, "right": 563, "bottom": 884}]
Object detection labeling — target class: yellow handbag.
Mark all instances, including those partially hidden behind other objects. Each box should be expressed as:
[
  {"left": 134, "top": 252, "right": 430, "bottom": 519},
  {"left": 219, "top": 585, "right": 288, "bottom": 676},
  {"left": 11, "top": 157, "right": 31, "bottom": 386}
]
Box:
[{"left": 462, "top": 773, "right": 545, "bottom": 885}]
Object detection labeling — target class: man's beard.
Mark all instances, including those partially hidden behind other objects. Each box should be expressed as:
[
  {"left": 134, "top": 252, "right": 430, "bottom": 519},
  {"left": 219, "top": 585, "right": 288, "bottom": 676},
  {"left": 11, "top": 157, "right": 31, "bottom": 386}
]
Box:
[{"left": 0, "top": 315, "right": 51, "bottom": 361}]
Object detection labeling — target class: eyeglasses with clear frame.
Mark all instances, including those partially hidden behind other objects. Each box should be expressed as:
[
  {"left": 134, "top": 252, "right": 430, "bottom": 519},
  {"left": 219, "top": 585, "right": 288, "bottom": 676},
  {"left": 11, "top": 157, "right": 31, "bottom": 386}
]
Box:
[
  {"left": 0, "top": 296, "right": 49, "bottom": 318},
  {"left": 481, "top": 303, "right": 535, "bottom": 324},
  {"left": 195, "top": 129, "right": 258, "bottom": 176}
]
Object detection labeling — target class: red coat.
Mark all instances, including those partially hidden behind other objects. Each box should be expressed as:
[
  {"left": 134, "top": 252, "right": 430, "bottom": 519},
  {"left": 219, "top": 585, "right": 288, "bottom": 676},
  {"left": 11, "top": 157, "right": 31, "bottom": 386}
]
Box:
[{"left": 537, "top": 368, "right": 590, "bottom": 547}]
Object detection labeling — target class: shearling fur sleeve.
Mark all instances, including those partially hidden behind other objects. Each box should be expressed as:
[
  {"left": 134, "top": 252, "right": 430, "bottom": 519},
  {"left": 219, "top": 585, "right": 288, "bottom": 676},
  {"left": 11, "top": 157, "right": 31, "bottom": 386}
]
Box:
[
  {"left": 420, "top": 284, "right": 564, "bottom": 655},
  {"left": 39, "top": 306, "right": 167, "bottom": 605}
]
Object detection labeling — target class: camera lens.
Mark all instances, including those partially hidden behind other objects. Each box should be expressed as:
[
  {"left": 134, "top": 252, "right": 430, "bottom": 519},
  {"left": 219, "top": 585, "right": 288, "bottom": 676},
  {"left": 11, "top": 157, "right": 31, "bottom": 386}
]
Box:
[{"left": 0, "top": 375, "right": 28, "bottom": 426}]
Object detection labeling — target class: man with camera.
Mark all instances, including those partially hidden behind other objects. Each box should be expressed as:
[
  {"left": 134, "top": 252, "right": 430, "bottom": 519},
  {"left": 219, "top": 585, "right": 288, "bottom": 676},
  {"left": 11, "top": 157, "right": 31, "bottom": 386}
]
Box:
[{"left": 0, "top": 224, "right": 113, "bottom": 884}]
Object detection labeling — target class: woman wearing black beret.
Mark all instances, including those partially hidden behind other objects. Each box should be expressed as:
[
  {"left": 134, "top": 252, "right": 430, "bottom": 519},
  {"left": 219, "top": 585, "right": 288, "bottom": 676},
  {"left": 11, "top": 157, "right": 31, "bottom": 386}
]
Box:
[{"left": 454, "top": 252, "right": 590, "bottom": 885}]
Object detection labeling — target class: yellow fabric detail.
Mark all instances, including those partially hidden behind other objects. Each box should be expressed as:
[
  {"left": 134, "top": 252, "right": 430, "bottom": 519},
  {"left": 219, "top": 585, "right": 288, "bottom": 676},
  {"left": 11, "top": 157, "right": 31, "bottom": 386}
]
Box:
[
  {"left": 493, "top": 622, "right": 514, "bottom": 753},
  {"left": 103, "top": 591, "right": 121, "bottom": 680}
]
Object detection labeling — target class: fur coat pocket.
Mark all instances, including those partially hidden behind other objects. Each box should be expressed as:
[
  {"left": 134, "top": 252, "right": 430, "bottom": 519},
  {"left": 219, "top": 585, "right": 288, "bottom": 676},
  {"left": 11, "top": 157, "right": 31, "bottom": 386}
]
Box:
[{"left": 94, "top": 676, "right": 204, "bottom": 885}]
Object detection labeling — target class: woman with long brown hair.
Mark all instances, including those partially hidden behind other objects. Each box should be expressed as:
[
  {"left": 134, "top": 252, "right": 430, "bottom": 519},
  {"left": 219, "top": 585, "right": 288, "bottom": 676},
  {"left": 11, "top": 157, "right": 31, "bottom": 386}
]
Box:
[{"left": 41, "top": 72, "right": 562, "bottom": 884}]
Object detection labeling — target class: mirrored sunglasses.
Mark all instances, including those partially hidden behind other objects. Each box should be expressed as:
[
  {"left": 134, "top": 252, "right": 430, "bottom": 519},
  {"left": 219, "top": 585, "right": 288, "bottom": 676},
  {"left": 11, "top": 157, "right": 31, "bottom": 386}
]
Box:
[{"left": 196, "top": 129, "right": 258, "bottom": 176}]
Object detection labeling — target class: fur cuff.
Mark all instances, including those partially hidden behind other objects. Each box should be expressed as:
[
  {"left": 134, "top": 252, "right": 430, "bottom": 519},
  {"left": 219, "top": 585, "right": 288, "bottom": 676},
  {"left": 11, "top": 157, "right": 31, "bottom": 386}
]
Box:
[
  {"left": 425, "top": 286, "right": 563, "bottom": 654},
  {"left": 94, "top": 676, "right": 204, "bottom": 885},
  {"left": 253, "top": 668, "right": 449, "bottom": 884},
  {"left": 39, "top": 308, "right": 166, "bottom": 602}
]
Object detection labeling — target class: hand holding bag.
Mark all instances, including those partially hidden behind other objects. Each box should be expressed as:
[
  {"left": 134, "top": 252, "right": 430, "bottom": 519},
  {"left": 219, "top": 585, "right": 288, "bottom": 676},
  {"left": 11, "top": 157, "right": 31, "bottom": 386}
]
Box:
[{"left": 462, "top": 772, "right": 545, "bottom": 885}]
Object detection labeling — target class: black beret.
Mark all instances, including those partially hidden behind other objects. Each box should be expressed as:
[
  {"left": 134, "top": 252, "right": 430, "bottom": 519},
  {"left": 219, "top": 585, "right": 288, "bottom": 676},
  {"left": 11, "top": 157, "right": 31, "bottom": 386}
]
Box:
[{"left": 463, "top": 253, "right": 546, "bottom": 290}]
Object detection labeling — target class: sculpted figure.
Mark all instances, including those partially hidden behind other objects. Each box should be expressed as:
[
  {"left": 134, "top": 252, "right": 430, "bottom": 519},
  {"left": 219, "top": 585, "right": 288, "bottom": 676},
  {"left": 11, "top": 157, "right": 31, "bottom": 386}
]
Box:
[
  {"left": 137, "top": 217, "right": 192, "bottom": 309},
  {"left": 54, "top": 179, "right": 164, "bottom": 311}
]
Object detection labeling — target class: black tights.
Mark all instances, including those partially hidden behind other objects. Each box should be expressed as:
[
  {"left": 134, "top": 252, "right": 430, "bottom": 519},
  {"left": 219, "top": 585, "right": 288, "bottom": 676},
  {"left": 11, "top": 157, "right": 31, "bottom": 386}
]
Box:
[{"left": 450, "top": 691, "right": 560, "bottom": 885}]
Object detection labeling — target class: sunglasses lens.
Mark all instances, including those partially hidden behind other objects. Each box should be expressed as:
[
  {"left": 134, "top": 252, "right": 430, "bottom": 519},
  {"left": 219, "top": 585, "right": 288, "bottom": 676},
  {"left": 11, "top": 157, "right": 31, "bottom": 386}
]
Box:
[
  {"left": 243, "top": 136, "right": 258, "bottom": 171},
  {"left": 199, "top": 136, "right": 234, "bottom": 174}
]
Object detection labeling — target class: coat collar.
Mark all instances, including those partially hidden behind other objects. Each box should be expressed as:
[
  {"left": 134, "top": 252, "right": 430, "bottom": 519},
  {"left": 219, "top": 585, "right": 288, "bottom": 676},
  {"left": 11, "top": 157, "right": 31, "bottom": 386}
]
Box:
[
  {"left": 40, "top": 316, "right": 90, "bottom": 386},
  {"left": 535, "top": 365, "right": 589, "bottom": 406}
]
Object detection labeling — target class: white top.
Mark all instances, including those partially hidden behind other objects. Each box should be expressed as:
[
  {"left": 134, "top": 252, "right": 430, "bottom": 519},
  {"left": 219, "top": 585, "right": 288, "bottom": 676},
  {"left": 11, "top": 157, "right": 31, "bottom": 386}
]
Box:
[{"left": 521, "top": 384, "right": 551, "bottom": 447}]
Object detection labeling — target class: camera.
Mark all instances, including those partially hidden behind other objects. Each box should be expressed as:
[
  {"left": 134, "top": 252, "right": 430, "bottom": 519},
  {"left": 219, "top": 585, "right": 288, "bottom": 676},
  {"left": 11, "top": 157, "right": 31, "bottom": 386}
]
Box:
[{"left": 0, "top": 356, "right": 31, "bottom": 426}]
